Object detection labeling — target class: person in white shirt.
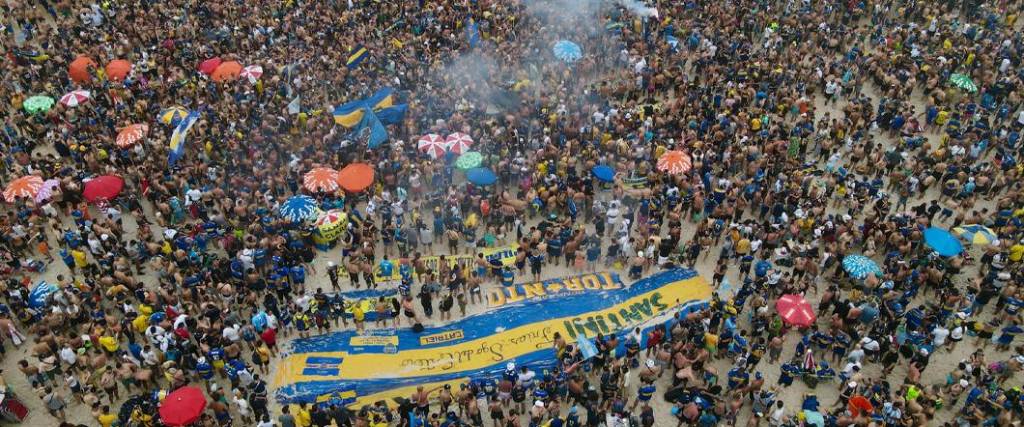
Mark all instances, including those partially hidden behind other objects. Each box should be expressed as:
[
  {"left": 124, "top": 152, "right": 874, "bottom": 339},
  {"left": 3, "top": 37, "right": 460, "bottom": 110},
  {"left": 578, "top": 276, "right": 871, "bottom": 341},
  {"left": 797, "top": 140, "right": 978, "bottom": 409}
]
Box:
[
  {"left": 931, "top": 324, "right": 950, "bottom": 347},
  {"left": 949, "top": 320, "right": 965, "bottom": 352},
  {"left": 223, "top": 324, "right": 242, "bottom": 343},
  {"left": 59, "top": 345, "right": 77, "bottom": 368},
  {"left": 233, "top": 389, "right": 253, "bottom": 424},
  {"left": 769, "top": 401, "right": 787, "bottom": 426}
]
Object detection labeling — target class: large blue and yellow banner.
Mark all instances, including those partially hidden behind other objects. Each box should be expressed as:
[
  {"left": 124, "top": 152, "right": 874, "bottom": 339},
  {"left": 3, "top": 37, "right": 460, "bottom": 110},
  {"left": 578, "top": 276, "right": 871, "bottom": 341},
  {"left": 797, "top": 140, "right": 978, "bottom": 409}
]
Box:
[{"left": 272, "top": 269, "right": 710, "bottom": 407}]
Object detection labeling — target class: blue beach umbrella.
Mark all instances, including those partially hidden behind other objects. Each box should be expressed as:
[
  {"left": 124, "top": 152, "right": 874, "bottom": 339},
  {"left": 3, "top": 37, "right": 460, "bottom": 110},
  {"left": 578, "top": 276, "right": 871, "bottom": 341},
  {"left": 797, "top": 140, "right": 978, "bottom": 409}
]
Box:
[
  {"left": 552, "top": 40, "right": 583, "bottom": 62},
  {"left": 466, "top": 167, "right": 497, "bottom": 186},
  {"left": 923, "top": 227, "right": 963, "bottom": 256},
  {"left": 842, "top": 254, "right": 882, "bottom": 279},
  {"left": 279, "top": 195, "right": 320, "bottom": 222},
  {"left": 29, "top": 281, "right": 58, "bottom": 308},
  {"left": 591, "top": 165, "right": 615, "bottom": 183}
]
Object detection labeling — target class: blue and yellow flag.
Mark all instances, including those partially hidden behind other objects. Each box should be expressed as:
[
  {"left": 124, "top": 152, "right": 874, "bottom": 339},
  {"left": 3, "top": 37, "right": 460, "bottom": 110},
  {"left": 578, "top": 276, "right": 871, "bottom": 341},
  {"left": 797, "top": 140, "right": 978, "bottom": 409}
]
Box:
[
  {"left": 345, "top": 45, "right": 369, "bottom": 69},
  {"left": 167, "top": 110, "right": 200, "bottom": 167},
  {"left": 332, "top": 88, "right": 405, "bottom": 127},
  {"left": 350, "top": 107, "right": 388, "bottom": 149},
  {"left": 466, "top": 18, "right": 481, "bottom": 48}
]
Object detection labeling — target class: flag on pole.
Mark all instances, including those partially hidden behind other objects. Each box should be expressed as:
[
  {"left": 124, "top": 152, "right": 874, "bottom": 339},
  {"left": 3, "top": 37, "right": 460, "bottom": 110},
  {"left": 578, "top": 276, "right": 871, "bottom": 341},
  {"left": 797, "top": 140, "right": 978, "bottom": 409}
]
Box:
[
  {"left": 466, "top": 17, "right": 481, "bottom": 48},
  {"left": 168, "top": 110, "right": 200, "bottom": 167}
]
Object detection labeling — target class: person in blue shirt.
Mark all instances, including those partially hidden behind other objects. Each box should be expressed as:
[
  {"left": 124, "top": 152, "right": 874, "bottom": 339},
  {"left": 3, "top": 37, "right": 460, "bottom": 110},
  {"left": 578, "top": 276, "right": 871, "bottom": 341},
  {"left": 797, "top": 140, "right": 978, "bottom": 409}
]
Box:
[
  {"left": 727, "top": 365, "right": 749, "bottom": 390},
  {"left": 996, "top": 321, "right": 1023, "bottom": 351},
  {"left": 196, "top": 356, "right": 214, "bottom": 385},
  {"left": 289, "top": 265, "right": 306, "bottom": 289},
  {"left": 632, "top": 379, "right": 656, "bottom": 410},
  {"left": 528, "top": 251, "right": 544, "bottom": 281},
  {"left": 378, "top": 256, "right": 394, "bottom": 287},
  {"left": 501, "top": 266, "right": 514, "bottom": 287}
]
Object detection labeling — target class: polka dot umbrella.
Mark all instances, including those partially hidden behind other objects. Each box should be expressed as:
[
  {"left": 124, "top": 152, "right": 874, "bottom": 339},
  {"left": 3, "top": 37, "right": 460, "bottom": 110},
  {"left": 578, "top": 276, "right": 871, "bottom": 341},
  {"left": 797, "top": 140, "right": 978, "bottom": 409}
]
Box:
[
  {"left": 455, "top": 151, "right": 483, "bottom": 170},
  {"left": 116, "top": 124, "right": 149, "bottom": 148}
]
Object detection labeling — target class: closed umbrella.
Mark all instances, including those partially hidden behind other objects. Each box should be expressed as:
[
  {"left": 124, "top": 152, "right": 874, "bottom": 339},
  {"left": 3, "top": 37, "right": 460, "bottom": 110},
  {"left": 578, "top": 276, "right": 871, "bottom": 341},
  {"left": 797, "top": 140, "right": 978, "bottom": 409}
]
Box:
[
  {"left": 466, "top": 167, "right": 497, "bottom": 186},
  {"left": 68, "top": 56, "right": 97, "bottom": 83},
  {"left": 212, "top": 61, "right": 243, "bottom": 82},
  {"left": 105, "top": 60, "right": 132, "bottom": 81},
  {"left": 158, "top": 386, "right": 207, "bottom": 427},
  {"left": 455, "top": 151, "right": 483, "bottom": 170},
  {"left": 337, "top": 163, "right": 374, "bottom": 193},
  {"left": 82, "top": 175, "right": 124, "bottom": 203},
  {"left": 116, "top": 124, "right": 149, "bottom": 148},
  {"left": 198, "top": 57, "right": 223, "bottom": 75},
  {"left": 23, "top": 95, "right": 55, "bottom": 114},
  {"left": 842, "top": 254, "right": 882, "bottom": 279},
  {"left": 279, "top": 195, "right": 320, "bottom": 222},
  {"left": 418, "top": 134, "right": 446, "bottom": 159},
  {"left": 303, "top": 168, "right": 340, "bottom": 193},
  {"left": 775, "top": 294, "right": 816, "bottom": 327},
  {"left": 656, "top": 150, "right": 692, "bottom": 175},
  {"left": 444, "top": 132, "right": 474, "bottom": 154},
  {"left": 591, "top": 165, "right": 615, "bottom": 183},
  {"left": 923, "top": 227, "right": 963, "bottom": 256},
  {"left": 59, "top": 90, "right": 91, "bottom": 107},
  {"left": 3, "top": 175, "right": 44, "bottom": 202}
]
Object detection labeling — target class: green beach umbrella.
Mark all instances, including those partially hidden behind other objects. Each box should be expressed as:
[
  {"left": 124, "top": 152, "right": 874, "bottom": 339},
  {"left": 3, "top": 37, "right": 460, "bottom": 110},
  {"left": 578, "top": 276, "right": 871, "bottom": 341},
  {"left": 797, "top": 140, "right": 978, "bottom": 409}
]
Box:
[
  {"left": 455, "top": 151, "right": 483, "bottom": 170},
  {"left": 949, "top": 73, "right": 977, "bottom": 93},
  {"left": 23, "top": 95, "right": 55, "bottom": 114}
]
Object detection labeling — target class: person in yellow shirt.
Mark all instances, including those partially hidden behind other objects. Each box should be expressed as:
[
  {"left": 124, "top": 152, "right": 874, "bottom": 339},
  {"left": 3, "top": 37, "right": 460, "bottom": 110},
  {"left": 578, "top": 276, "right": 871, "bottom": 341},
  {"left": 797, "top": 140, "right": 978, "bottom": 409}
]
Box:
[
  {"left": 96, "top": 405, "right": 117, "bottom": 427},
  {"left": 98, "top": 335, "right": 119, "bottom": 353},
  {"left": 294, "top": 403, "right": 312, "bottom": 427},
  {"left": 704, "top": 331, "right": 719, "bottom": 355},
  {"left": 1010, "top": 240, "right": 1024, "bottom": 263},
  {"left": 71, "top": 248, "right": 88, "bottom": 270},
  {"left": 735, "top": 237, "right": 751, "bottom": 256}
]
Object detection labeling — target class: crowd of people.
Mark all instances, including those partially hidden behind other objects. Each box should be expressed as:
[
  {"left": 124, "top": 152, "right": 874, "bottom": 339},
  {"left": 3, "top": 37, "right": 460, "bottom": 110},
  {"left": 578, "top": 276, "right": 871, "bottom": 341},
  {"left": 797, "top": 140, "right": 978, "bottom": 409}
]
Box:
[{"left": 1, "top": 0, "right": 1024, "bottom": 425}]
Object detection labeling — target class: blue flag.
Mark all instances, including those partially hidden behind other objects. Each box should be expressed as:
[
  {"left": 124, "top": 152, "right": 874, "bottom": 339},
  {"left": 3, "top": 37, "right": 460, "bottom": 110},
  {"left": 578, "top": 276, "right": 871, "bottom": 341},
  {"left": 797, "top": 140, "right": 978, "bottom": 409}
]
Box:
[
  {"left": 351, "top": 107, "right": 388, "bottom": 149},
  {"left": 333, "top": 88, "right": 402, "bottom": 127},
  {"left": 577, "top": 335, "right": 598, "bottom": 360},
  {"left": 375, "top": 104, "right": 408, "bottom": 125},
  {"left": 168, "top": 110, "right": 200, "bottom": 167},
  {"left": 466, "top": 18, "right": 481, "bottom": 48},
  {"left": 345, "top": 45, "right": 369, "bottom": 69}
]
